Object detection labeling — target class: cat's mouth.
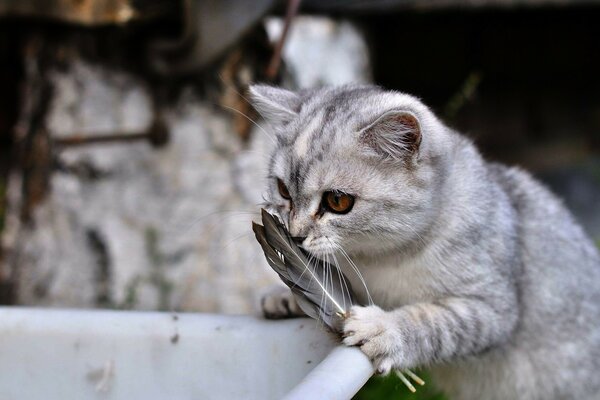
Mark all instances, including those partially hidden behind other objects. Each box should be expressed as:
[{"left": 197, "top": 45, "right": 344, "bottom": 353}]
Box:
[{"left": 301, "top": 236, "right": 337, "bottom": 258}]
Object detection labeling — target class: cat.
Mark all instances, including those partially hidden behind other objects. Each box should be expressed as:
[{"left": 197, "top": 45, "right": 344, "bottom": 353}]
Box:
[{"left": 249, "top": 84, "right": 600, "bottom": 400}]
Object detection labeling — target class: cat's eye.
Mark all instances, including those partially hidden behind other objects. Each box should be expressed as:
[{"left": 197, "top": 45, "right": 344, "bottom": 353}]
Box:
[
  {"left": 322, "top": 191, "right": 355, "bottom": 214},
  {"left": 277, "top": 178, "right": 291, "bottom": 200}
]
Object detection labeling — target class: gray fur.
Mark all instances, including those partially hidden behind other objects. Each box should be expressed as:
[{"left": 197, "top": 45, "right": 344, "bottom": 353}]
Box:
[{"left": 250, "top": 84, "right": 600, "bottom": 400}]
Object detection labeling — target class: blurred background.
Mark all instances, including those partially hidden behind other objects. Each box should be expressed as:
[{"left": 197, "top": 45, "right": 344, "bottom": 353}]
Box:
[{"left": 0, "top": 1, "right": 599, "bottom": 397}]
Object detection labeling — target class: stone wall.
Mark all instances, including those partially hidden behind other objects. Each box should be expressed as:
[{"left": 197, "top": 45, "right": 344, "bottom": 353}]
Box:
[{"left": 3, "top": 17, "right": 372, "bottom": 312}]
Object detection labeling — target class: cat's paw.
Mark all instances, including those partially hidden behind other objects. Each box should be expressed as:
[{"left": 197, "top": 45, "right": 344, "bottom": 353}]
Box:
[
  {"left": 342, "top": 305, "right": 402, "bottom": 375},
  {"left": 261, "top": 286, "right": 305, "bottom": 319}
]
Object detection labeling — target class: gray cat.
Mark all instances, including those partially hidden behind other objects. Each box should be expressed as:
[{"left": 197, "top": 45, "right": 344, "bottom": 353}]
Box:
[{"left": 250, "top": 84, "right": 600, "bottom": 400}]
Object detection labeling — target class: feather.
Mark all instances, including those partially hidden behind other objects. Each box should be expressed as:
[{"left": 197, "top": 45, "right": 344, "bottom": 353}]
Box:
[
  {"left": 252, "top": 209, "right": 356, "bottom": 332},
  {"left": 252, "top": 208, "right": 425, "bottom": 390}
]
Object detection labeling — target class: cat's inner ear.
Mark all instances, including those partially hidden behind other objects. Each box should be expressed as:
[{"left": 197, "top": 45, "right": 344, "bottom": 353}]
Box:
[
  {"left": 248, "top": 84, "right": 301, "bottom": 125},
  {"left": 359, "top": 110, "right": 421, "bottom": 160}
]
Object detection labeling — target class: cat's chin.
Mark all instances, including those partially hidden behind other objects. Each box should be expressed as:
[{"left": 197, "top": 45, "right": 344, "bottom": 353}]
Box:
[{"left": 302, "top": 241, "right": 339, "bottom": 259}]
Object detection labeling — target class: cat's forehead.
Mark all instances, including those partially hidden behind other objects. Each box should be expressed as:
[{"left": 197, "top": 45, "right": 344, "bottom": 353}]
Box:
[
  {"left": 272, "top": 110, "right": 351, "bottom": 184},
  {"left": 269, "top": 85, "right": 414, "bottom": 194},
  {"left": 272, "top": 139, "right": 376, "bottom": 197},
  {"left": 280, "top": 101, "right": 364, "bottom": 160},
  {"left": 297, "top": 87, "right": 381, "bottom": 128}
]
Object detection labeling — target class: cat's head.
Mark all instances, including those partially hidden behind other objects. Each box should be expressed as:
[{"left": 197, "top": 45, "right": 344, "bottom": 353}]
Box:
[{"left": 250, "top": 84, "right": 449, "bottom": 257}]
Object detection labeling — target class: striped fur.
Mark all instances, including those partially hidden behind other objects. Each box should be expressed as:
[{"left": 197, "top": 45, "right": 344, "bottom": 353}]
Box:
[{"left": 250, "top": 84, "right": 600, "bottom": 400}]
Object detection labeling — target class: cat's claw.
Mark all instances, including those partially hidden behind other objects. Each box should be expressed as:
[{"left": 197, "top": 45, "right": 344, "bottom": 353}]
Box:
[
  {"left": 261, "top": 286, "right": 305, "bottom": 319},
  {"left": 343, "top": 305, "right": 402, "bottom": 375},
  {"left": 376, "top": 359, "right": 394, "bottom": 375}
]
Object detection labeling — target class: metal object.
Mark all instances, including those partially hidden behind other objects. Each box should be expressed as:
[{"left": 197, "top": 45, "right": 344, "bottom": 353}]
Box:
[
  {"left": 0, "top": 0, "right": 279, "bottom": 75},
  {"left": 148, "top": 0, "right": 277, "bottom": 75},
  {"left": 16, "top": 37, "right": 53, "bottom": 224},
  {"left": 301, "top": 0, "right": 597, "bottom": 12},
  {"left": 54, "top": 117, "right": 169, "bottom": 148},
  {"left": 0, "top": 0, "right": 172, "bottom": 26},
  {"left": 266, "top": 0, "right": 302, "bottom": 80}
]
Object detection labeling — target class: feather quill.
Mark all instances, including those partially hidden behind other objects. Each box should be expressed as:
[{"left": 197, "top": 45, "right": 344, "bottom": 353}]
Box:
[{"left": 252, "top": 208, "right": 425, "bottom": 390}]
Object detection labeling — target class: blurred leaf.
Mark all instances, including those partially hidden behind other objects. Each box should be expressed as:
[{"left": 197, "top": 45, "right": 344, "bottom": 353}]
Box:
[{"left": 354, "top": 371, "right": 447, "bottom": 400}]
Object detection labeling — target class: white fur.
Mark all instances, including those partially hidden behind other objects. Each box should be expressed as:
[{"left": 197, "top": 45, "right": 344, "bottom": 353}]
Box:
[{"left": 253, "top": 84, "right": 600, "bottom": 400}]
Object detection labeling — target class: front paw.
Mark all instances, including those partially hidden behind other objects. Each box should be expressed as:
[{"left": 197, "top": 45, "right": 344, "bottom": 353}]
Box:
[
  {"left": 343, "top": 305, "right": 402, "bottom": 375},
  {"left": 261, "top": 286, "right": 305, "bottom": 319}
]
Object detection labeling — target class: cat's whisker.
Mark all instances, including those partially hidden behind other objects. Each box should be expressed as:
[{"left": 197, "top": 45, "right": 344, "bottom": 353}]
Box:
[
  {"left": 213, "top": 73, "right": 278, "bottom": 145},
  {"left": 216, "top": 73, "right": 277, "bottom": 128},
  {"left": 327, "top": 253, "right": 336, "bottom": 313},
  {"left": 329, "top": 239, "right": 374, "bottom": 307},
  {"left": 330, "top": 251, "right": 345, "bottom": 310},
  {"left": 336, "top": 245, "right": 373, "bottom": 305},
  {"left": 219, "top": 104, "right": 277, "bottom": 145},
  {"left": 268, "top": 217, "right": 346, "bottom": 315},
  {"left": 398, "top": 222, "right": 427, "bottom": 248},
  {"left": 167, "top": 209, "right": 261, "bottom": 235},
  {"left": 326, "top": 253, "right": 336, "bottom": 316},
  {"left": 321, "top": 253, "right": 331, "bottom": 315},
  {"left": 219, "top": 232, "right": 255, "bottom": 250},
  {"left": 290, "top": 252, "right": 316, "bottom": 291},
  {"left": 330, "top": 247, "right": 352, "bottom": 312}
]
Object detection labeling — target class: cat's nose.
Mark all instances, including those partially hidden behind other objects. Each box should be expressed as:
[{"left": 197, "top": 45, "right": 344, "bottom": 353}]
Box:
[{"left": 291, "top": 236, "right": 307, "bottom": 246}]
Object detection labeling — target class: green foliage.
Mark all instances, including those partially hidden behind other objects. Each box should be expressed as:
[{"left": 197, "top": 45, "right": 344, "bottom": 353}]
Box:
[
  {"left": 354, "top": 372, "right": 447, "bottom": 400},
  {"left": 118, "top": 276, "right": 142, "bottom": 310},
  {"left": 144, "top": 226, "right": 174, "bottom": 311}
]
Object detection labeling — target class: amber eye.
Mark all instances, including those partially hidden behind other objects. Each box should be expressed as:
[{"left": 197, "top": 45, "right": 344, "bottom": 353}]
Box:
[
  {"left": 322, "top": 191, "right": 355, "bottom": 214},
  {"left": 277, "top": 178, "right": 291, "bottom": 200}
]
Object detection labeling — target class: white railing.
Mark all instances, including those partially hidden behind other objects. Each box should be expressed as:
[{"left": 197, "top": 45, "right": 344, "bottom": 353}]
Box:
[{"left": 0, "top": 307, "right": 373, "bottom": 400}]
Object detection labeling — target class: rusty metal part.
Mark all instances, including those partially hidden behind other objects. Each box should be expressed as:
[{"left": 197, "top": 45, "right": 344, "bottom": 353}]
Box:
[
  {"left": 54, "top": 117, "right": 169, "bottom": 148},
  {"left": 0, "top": 34, "right": 53, "bottom": 306},
  {"left": 148, "top": 0, "right": 276, "bottom": 75},
  {"left": 17, "top": 37, "right": 54, "bottom": 224},
  {"left": 217, "top": 49, "right": 261, "bottom": 142},
  {"left": 0, "top": 0, "right": 172, "bottom": 26},
  {"left": 266, "top": 0, "right": 302, "bottom": 81},
  {"left": 207, "top": 18, "right": 277, "bottom": 142}
]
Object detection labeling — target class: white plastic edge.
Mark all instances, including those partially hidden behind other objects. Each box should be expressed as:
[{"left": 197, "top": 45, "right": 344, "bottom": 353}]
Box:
[{"left": 283, "top": 345, "right": 374, "bottom": 400}]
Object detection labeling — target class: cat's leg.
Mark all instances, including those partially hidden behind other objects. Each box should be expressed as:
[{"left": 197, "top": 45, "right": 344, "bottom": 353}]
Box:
[
  {"left": 342, "top": 296, "right": 517, "bottom": 374},
  {"left": 261, "top": 285, "right": 306, "bottom": 319}
]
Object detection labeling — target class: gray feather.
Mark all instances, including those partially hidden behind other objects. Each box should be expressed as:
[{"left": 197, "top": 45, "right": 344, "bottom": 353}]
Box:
[{"left": 253, "top": 209, "right": 358, "bottom": 332}]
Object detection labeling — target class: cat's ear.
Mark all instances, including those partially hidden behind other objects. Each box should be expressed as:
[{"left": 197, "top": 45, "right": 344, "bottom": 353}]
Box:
[
  {"left": 248, "top": 84, "right": 301, "bottom": 125},
  {"left": 359, "top": 110, "right": 421, "bottom": 160}
]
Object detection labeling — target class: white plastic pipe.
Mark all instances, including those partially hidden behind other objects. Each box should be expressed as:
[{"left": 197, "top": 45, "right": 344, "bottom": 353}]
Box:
[
  {"left": 283, "top": 346, "right": 375, "bottom": 400},
  {"left": 0, "top": 307, "right": 339, "bottom": 400},
  {"left": 0, "top": 307, "right": 373, "bottom": 400}
]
